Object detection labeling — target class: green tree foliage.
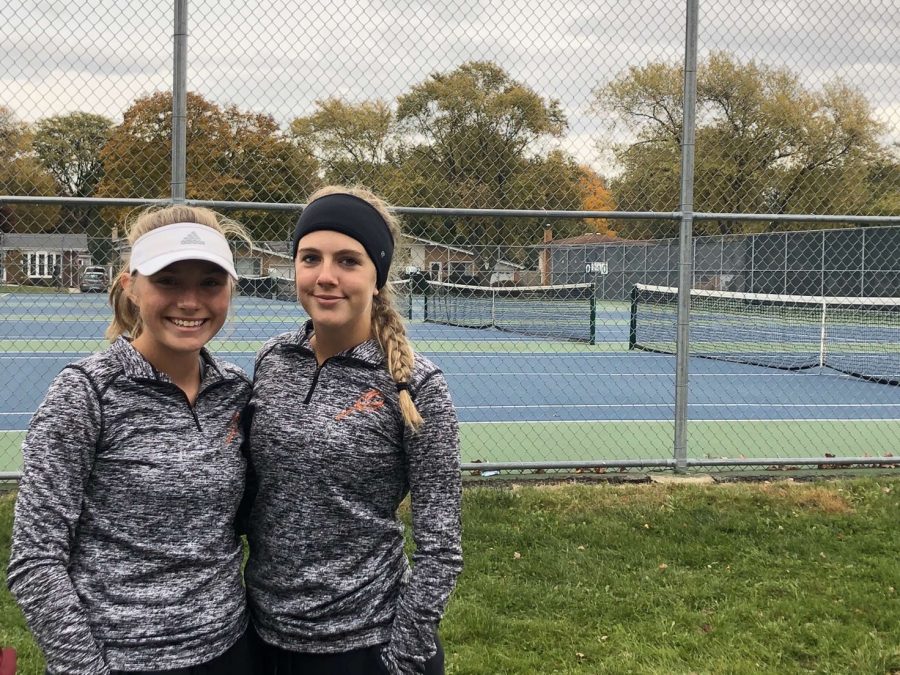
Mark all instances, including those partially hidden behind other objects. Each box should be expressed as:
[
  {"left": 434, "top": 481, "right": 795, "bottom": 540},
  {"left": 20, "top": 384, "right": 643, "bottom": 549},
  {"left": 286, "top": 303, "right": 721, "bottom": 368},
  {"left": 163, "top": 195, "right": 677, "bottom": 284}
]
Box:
[
  {"left": 393, "top": 61, "right": 583, "bottom": 274},
  {"left": 32, "top": 111, "right": 113, "bottom": 236},
  {"left": 98, "top": 92, "right": 318, "bottom": 240},
  {"left": 32, "top": 112, "right": 112, "bottom": 198},
  {"left": 596, "top": 52, "right": 892, "bottom": 237},
  {"left": 0, "top": 105, "right": 58, "bottom": 233},
  {"left": 290, "top": 98, "right": 395, "bottom": 187}
]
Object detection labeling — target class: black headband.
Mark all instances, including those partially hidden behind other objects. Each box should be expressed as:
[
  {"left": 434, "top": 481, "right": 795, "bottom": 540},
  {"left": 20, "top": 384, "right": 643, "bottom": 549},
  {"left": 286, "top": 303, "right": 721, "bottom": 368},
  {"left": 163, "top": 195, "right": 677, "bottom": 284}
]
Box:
[{"left": 291, "top": 193, "right": 395, "bottom": 289}]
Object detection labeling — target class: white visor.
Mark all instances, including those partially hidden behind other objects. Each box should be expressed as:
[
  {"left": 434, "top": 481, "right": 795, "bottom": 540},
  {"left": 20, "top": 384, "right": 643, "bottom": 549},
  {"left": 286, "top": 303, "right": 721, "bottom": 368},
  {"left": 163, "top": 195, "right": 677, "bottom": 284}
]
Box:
[{"left": 129, "top": 222, "right": 238, "bottom": 280}]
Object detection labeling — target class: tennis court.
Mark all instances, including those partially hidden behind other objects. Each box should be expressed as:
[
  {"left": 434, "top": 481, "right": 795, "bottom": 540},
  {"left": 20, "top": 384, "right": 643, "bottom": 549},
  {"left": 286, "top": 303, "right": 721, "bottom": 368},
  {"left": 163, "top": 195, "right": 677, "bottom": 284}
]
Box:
[{"left": 2, "top": 290, "right": 898, "bottom": 474}]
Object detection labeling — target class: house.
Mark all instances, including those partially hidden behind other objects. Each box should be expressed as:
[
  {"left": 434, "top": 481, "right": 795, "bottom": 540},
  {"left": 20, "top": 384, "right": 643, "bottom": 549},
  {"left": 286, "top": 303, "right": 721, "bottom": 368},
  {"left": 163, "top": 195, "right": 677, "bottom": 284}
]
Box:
[
  {"left": 240, "top": 234, "right": 526, "bottom": 285},
  {"left": 403, "top": 234, "right": 524, "bottom": 284},
  {"left": 0, "top": 233, "right": 91, "bottom": 287}
]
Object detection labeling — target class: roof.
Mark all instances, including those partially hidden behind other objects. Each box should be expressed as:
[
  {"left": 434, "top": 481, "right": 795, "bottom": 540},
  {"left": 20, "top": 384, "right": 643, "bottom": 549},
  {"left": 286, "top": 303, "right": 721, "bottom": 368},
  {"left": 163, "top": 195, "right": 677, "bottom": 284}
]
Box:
[
  {"left": 547, "top": 232, "right": 623, "bottom": 246},
  {"left": 402, "top": 234, "right": 525, "bottom": 269},
  {"left": 1, "top": 233, "right": 89, "bottom": 250}
]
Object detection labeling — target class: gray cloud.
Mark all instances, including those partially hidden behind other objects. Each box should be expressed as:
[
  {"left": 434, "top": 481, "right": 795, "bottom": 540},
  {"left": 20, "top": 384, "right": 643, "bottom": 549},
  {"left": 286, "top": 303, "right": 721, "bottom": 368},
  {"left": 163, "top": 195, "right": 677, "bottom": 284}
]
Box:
[{"left": 2, "top": 0, "right": 897, "bottom": 172}]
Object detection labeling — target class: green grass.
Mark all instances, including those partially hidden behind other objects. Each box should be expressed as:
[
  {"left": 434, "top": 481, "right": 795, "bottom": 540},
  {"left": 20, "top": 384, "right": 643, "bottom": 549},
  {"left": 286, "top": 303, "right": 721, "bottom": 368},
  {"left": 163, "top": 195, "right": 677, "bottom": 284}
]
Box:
[{"left": 2, "top": 478, "right": 899, "bottom": 674}]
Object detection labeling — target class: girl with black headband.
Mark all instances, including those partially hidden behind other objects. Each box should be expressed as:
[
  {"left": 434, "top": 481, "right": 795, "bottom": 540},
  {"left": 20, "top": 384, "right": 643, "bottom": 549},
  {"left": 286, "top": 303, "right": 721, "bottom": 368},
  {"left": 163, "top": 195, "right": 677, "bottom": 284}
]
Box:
[{"left": 244, "top": 186, "right": 463, "bottom": 674}]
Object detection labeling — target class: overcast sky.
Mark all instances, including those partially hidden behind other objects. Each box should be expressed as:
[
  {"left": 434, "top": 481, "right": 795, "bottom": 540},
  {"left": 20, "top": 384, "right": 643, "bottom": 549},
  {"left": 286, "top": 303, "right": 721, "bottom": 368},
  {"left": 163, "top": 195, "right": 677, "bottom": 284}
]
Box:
[{"left": 2, "top": 0, "right": 898, "bottom": 174}]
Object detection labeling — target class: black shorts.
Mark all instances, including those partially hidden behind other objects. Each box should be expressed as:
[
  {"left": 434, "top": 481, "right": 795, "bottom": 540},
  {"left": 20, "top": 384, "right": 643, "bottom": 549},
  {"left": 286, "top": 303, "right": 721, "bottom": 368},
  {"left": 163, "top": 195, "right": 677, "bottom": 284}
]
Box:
[
  {"left": 254, "top": 629, "right": 445, "bottom": 675},
  {"left": 108, "top": 627, "right": 257, "bottom": 675}
]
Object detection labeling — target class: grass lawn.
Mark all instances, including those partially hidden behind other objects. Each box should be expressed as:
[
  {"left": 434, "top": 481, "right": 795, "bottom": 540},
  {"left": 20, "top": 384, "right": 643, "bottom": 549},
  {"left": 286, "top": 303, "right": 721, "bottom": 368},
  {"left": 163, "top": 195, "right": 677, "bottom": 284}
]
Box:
[{"left": 2, "top": 477, "right": 899, "bottom": 674}]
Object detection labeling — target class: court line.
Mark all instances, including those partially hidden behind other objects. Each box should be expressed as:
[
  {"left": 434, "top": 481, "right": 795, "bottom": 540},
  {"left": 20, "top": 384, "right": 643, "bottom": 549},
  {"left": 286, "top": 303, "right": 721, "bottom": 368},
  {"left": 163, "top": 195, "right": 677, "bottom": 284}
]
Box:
[
  {"left": 445, "top": 372, "right": 855, "bottom": 377},
  {"left": 455, "top": 403, "right": 900, "bottom": 409},
  {"left": 4, "top": 418, "right": 898, "bottom": 428},
  {"left": 463, "top": 418, "right": 900, "bottom": 424}
]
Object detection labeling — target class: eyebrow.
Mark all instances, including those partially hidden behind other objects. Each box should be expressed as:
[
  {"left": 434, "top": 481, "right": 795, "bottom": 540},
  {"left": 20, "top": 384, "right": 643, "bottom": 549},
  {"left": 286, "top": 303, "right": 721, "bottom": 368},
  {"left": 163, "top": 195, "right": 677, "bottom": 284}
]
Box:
[{"left": 297, "top": 247, "right": 365, "bottom": 256}]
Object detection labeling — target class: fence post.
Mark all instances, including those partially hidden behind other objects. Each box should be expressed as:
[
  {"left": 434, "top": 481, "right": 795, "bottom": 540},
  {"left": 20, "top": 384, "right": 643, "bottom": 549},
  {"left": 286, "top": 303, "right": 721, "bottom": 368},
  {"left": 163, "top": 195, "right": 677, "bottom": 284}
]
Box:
[
  {"left": 172, "top": 0, "right": 188, "bottom": 203},
  {"left": 674, "top": 0, "right": 699, "bottom": 473}
]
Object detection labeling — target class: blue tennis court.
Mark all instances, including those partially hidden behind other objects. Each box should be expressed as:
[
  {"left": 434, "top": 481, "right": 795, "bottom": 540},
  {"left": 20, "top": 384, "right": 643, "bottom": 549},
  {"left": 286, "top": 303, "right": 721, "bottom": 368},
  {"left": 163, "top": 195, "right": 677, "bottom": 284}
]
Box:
[{"left": 1, "top": 292, "right": 898, "bottom": 471}]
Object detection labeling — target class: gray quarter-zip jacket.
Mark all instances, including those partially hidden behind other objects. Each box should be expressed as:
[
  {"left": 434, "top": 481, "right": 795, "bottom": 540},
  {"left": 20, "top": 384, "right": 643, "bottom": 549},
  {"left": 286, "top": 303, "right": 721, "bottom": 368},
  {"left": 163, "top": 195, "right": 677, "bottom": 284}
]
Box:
[
  {"left": 8, "top": 337, "right": 251, "bottom": 674},
  {"left": 245, "top": 322, "right": 463, "bottom": 675}
]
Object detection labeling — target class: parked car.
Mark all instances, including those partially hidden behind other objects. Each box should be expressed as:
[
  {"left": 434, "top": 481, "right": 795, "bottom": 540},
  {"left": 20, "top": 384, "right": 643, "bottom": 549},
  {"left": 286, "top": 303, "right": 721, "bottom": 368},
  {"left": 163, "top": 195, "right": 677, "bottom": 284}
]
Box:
[{"left": 79, "top": 268, "right": 108, "bottom": 293}]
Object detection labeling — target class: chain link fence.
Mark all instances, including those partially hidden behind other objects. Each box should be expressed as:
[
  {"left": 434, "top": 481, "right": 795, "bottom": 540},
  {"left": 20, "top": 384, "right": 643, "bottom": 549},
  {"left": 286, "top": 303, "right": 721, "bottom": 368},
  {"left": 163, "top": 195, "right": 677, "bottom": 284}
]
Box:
[{"left": 1, "top": 0, "right": 898, "bottom": 477}]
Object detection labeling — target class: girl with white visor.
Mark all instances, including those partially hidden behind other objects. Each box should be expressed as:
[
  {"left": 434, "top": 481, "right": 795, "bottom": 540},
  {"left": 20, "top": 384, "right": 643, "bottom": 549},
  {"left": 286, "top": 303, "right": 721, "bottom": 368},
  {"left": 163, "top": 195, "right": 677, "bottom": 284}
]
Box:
[{"left": 9, "top": 205, "right": 256, "bottom": 674}]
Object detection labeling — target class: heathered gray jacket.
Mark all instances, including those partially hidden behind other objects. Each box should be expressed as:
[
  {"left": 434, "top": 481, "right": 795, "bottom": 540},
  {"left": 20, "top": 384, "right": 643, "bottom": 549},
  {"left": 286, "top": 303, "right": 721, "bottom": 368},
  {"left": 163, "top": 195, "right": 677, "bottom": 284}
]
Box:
[
  {"left": 8, "top": 337, "right": 251, "bottom": 674},
  {"left": 245, "top": 322, "right": 463, "bottom": 675}
]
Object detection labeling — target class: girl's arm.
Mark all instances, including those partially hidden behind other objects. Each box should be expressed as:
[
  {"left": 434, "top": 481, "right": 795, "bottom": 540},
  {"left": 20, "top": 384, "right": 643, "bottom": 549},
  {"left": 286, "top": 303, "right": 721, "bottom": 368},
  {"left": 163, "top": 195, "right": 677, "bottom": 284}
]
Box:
[
  {"left": 7, "top": 367, "right": 111, "bottom": 674},
  {"left": 381, "top": 371, "right": 463, "bottom": 675}
]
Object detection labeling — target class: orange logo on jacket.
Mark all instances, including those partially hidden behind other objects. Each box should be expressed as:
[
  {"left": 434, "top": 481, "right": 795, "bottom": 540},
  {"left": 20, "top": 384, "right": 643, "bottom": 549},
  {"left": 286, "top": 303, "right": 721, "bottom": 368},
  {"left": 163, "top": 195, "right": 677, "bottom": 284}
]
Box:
[
  {"left": 225, "top": 410, "right": 240, "bottom": 445},
  {"left": 335, "top": 389, "right": 385, "bottom": 421}
]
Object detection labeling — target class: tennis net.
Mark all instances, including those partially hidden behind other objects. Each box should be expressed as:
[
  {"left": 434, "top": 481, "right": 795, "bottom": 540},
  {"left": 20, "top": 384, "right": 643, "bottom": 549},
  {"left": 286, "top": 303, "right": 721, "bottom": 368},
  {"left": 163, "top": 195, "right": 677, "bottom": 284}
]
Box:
[
  {"left": 238, "top": 275, "right": 412, "bottom": 317},
  {"left": 629, "top": 284, "right": 899, "bottom": 385},
  {"left": 424, "top": 280, "right": 596, "bottom": 343},
  {"left": 237, "top": 275, "right": 296, "bottom": 302}
]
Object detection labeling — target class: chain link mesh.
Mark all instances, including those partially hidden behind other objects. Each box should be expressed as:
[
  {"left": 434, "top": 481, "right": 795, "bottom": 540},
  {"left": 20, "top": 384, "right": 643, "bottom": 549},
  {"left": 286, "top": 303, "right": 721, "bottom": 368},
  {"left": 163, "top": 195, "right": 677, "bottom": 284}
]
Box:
[{"left": 1, "top": 0, "right": 898, "bottom": 476}]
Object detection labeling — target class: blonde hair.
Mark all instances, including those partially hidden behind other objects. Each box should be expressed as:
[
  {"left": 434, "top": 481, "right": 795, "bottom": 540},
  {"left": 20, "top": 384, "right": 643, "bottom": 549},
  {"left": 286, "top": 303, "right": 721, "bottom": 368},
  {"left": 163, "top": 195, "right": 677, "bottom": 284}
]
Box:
[
  {"left": 106, "top": 204, "right": 250, "bottom": 342},
  {"left": 306, "top": 185, "right": 423, "bottom": 431}
]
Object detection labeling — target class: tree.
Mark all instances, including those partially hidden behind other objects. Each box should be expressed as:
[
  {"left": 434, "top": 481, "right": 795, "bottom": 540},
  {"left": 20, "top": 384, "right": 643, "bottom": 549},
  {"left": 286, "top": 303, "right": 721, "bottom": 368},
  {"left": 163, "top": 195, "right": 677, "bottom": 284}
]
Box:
[
  {"left": 290, "top": 98, "right": 396, "bottom": 186},
  {"left": 98, "top": 92, "right": 318, "bottom": 241},
  {"left": 32, "top": 111, "right": 113, "bottom": 235},
  {"left": 394, "top": 61, "right": 573, "bottom": 274},
  {"left": 578, "top": 166, "right": 616, "bottom": 237},
  {"left": 595, "top": 52, "right": 889, "bottom": 237},
  {"left": 0, "top": 105, "right": 58, "bottom": 233},
  {"left": 33, "top": 112, "right": 112, "bottom": 198}
]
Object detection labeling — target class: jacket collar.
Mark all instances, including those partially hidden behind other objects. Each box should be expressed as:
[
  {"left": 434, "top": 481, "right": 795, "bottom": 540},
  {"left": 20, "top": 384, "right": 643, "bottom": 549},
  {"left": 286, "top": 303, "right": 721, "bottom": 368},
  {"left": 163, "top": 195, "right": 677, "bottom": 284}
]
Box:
[
  {"left": 110, "top": 335, "right": 227, "bottom": 386},
  {"left": 296, "top": 319, "right": 386, "bottom": 367}
]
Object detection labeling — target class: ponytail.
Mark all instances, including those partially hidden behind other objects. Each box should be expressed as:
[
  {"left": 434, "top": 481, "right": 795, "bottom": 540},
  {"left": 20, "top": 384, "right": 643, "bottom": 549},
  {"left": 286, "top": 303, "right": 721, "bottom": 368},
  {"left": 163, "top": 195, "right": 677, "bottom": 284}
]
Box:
[
  {"left": 106, "top": 270, "right": 142, "bottom": 341},
  {"left": 371, "top": 291, "right": 422, "bottom": 431}
]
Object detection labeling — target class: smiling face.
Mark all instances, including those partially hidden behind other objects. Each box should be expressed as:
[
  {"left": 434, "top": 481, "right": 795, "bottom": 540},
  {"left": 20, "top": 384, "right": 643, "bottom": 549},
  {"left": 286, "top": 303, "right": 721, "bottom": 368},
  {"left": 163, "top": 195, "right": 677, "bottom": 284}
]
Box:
[
  {"left": 126, "top": 259, "right": 231, "bottom": 366},
  {"left": 295, "top": 229, "right": 379, "bottom": 349}
]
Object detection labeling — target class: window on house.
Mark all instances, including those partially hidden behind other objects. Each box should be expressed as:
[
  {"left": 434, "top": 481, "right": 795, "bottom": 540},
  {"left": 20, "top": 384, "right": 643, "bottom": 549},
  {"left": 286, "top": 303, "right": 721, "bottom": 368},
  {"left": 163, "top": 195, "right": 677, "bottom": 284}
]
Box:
[{"left": 26, "top": 252, "right": 61, "bottom": 278}]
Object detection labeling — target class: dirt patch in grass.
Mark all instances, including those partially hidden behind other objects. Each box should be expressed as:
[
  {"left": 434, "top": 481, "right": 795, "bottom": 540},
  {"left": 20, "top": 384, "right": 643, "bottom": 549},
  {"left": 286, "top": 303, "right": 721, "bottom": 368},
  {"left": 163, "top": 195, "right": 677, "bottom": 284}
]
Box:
[{"left": 754, "top": 483, "right": 855, "bottom": 514}]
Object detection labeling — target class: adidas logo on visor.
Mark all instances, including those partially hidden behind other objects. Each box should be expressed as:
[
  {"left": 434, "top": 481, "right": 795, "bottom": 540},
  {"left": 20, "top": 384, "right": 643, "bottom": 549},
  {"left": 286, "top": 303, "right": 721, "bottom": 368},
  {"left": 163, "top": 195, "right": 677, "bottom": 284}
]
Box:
[{"left": 180, "top": 231, "right": 206, "bottom": 246}]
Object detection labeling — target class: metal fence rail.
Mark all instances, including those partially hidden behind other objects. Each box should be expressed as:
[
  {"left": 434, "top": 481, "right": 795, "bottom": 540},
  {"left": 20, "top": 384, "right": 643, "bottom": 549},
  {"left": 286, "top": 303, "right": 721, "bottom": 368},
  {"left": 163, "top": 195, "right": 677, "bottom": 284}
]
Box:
[{"left": 1, "top": 0, "right": 898, "bottom": 476}]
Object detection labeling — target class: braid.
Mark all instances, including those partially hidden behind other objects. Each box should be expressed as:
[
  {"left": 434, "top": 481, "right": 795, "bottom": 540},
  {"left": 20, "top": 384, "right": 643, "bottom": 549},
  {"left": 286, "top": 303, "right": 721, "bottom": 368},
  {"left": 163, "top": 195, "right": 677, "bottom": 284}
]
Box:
[
  {"left": 372, "top": 292, "right": 422, "bottom": 431},
  {"left": 307, "top": 185, "right": 421, "bottom": 429}
]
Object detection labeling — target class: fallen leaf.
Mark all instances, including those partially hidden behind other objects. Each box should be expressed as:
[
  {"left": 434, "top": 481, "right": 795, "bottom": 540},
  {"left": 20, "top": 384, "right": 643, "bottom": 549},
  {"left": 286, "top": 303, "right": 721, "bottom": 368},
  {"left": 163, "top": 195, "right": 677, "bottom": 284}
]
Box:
[{"left": 513, "top": 551, "right": 521, "bottom": 560}]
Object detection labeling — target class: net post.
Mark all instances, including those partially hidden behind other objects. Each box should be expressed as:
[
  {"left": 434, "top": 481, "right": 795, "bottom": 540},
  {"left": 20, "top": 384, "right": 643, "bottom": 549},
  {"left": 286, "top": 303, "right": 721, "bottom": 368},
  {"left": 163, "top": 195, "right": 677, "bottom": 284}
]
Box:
[
  {"left": 589, "top": 285, "right": 596, "bottom": 345},
  {"left": 406, "top": 277, "right": 413, "bottom": 320},
  {"left": 490, "top": 285, "right": 496, "bottom": 329},
  {"left": 819, "top": 299, "right": 827, "bottom": 368},
  {"left": 423, "top": 281, "right": 429, "bottom": 321},
  {"left": 629, "top": 284, "right": 639, "bottom": 350}
]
